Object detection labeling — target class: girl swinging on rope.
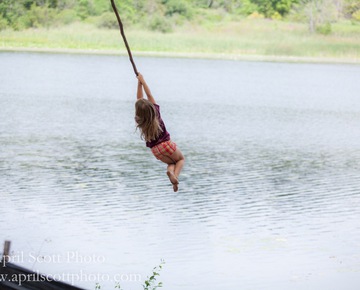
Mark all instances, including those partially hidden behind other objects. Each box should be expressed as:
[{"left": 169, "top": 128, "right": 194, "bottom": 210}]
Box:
[
  {"left": 110, "top": 1, "right": 184, "bottom": 191},
  {"left": 135, "top": 73, "right": 185, "bottom": 192}
]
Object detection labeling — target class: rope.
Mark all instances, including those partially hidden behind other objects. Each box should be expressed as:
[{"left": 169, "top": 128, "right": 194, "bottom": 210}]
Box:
[{"left": 110, "top": 0, "right": 139, "bottom": 76}]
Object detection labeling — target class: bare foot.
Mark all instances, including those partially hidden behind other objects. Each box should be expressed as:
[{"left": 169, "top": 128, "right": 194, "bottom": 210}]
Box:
[
  {"left": 172, "top": 183, "right": 178, "bottom": 192},
  {"left": 167, "top": 170, "right": 179, "bottom": 185}
]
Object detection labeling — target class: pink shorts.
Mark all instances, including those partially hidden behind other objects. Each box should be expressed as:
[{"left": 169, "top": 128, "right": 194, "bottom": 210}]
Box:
[{"left": 151, "top": 140, "right": 177, "bottom": 160}]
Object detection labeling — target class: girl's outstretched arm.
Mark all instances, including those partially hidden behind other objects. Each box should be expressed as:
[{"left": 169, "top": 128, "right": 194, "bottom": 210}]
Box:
[
  {"left": 137, "top": 73, "right": 156, "bottom": 104},
  {"left": 137, "top": 80, "right": 143, "bottom": 100}
]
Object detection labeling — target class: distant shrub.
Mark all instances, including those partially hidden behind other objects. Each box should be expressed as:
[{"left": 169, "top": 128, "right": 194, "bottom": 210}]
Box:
[
  {"left": 343, "top": 0, "right": 360, "bottom": 18},
  {"left": 275, "top": 0, "right": 295, "bottom": 16},
  {"left": 237, "top": 0, "right": 259, "bottom": 15},
  {"left": 250, "top": 0, "right": 296, "bottom": 18},
  {"left": 93, "top": 0, "right": 110, "bottom": 15},
  {"left": 0, "top": 15, "right": 8, "bottom": 30},
  {"left": 271, "top": 11, "right": 282, "bottom": 20},
  {"left": 77, "top": 0, "right": 96, "bottom": 20},
  {"left": 149, "top": 16, "right": 172, "bottom": 33},
  {"left": 15, "top": 4, "right": 56, "bottom": 29},
  {"left": 97, "top": 12, "right": 119, "bottom": 29},
  {"left": 353, "top": 10, "right": 360, "bottom": 21},
  {"left": 163, "top": 0, "right": 193, "bottom": 19},
  {"left": 56, "top": 9, "right": 79, "bottom": 25},
  {"left": 169, "top": 13, "right": 187, "bottom": 26},
  {"left": 316, "top": 22, "right": 332, "bottom": 35},
  {"left": 12, "top": 15, "right": 29, "bottom": 30},
  {"left": 111, "top": 1, "right": 137, "bottom": 24},
  {"left": 247, "top": 11, "right": 265, "bottom": 19},
  {"left": 203, "top": 10, "right": 226, "bottom": 22}
]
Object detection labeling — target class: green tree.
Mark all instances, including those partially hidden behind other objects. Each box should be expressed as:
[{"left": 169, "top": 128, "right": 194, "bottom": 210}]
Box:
[
  {"left": 236, "top": 0, "right": 260, "bottom": 15},
  {"left": 21, "top": 3, "right": 56, "bottom": 28},
  {"left": 93, "top": 0, "right": 111, "bottom": 14},
  {"left": 76, "top": 0, "right": 94, "bottom": 20},
  {"left": 343, "top": 0, "right": 360, "bottom": 19},
  {"left": 298, "top": 0, "right": 338, "bottom": 33},
  {"left": 251, "top": 0, "right": 298, "bottom": 17},
  {"left": 0, "top": 0, "right": 27, "bottom": 29},
  {"left": 162, "top": 0, "right": 193, "bottom": 19},
  {"left": 56, "top": 0, "right": 77, "bottom": 10}
]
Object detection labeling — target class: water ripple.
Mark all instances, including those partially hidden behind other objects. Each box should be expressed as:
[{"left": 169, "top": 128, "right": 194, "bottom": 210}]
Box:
[{"left": 1, "top": 53, "right": 360, "bottom": 290}]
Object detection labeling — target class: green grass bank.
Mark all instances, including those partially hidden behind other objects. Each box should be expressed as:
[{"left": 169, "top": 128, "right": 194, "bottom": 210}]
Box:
[{"left": 1, "top": 19, "right": 360, "bottom": 64}]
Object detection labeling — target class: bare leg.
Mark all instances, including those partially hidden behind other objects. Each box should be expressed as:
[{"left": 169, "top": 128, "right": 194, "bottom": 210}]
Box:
[
  {"left": 158, "top": 149, "right": 185, "bottom": 192},
  {"left": 158, "top": 155, "right": 178, "bottom": 191},
  {"left": 167, "top": 164, "right": 178, "bottom": 185},
  {"left": 167, "top": 171, "right": 179, "bottom": 192},
  {"left": 174, "top": 159, "right": 184, "bottom": 179},
  {"left": 167, "top": 163, "right": 175, "bottom": 175},
  {"left": 169, "top": 149, "right": 185, "bottom": 179}
]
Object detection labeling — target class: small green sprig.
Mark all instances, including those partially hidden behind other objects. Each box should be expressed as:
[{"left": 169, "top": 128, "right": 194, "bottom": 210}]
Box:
[{"left": 142, "top": 259, "right": 165, "bottom": 290}]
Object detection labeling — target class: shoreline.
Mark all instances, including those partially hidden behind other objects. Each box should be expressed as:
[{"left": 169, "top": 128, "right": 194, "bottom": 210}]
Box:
[{"left": 1, "top": 47, "right": 360, "bottom": 65}]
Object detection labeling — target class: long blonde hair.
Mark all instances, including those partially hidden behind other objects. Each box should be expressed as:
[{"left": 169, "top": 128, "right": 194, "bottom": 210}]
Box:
[{"left": 135, "top": 99, "right": 162, "bottom": 142}]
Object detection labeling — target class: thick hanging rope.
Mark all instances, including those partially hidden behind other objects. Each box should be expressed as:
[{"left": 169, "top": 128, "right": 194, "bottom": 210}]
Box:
[{"left": 111, "top": 0, "right": 139, "bottom": 76}]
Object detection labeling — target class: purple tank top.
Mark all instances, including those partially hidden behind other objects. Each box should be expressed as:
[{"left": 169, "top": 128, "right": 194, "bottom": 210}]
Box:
[{"left": 146, "top": 104, "right": 170, "bottom": 148}]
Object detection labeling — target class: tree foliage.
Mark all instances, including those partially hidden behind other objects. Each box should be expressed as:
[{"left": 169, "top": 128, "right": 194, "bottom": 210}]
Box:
[
  {"left": 250, "top": 0, "right": 298, "bottom": 17},
  {"left": 0, "top": 0, "right": 359, "bottom": 31}
]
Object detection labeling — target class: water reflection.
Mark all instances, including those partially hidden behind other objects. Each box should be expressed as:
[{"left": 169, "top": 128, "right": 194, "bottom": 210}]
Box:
[{"left": 1, "top": 52, "right": 360, "bottom": 289}]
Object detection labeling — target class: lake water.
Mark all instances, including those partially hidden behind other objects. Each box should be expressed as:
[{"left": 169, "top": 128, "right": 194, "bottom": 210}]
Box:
[{"left": 1, "top": 52, "right": 360, "bottom": 290}]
